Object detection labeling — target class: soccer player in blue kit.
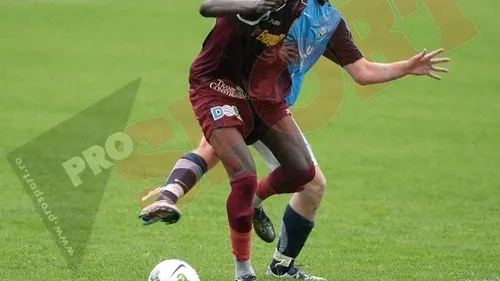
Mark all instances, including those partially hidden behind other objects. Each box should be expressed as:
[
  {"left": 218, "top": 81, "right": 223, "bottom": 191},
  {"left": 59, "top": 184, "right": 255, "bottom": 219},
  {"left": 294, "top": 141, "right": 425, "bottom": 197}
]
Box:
[{"left": 140, "top": 0, "right": 450, "bottom": 279}]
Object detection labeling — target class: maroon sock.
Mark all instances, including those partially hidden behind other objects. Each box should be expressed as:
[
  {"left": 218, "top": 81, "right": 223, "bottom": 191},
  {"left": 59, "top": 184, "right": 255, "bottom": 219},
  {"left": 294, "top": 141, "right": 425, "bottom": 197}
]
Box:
[
  {"left": 256, "top": 165, "right": 315, "bottom": 200},
  {"left": 227, "top": 173, "right": 258, "bottom": 233}
]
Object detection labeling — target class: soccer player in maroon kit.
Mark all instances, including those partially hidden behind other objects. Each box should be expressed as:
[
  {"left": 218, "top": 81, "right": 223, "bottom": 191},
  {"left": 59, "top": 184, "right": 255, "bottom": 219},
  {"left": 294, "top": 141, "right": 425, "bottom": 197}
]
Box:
[{"left": 140, "top": 1, "right": 315, "bottom": 280}]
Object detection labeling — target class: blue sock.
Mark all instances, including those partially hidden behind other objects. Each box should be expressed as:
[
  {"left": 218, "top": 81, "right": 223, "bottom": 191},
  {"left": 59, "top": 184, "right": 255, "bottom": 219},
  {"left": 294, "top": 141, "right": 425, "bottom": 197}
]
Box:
[
  {"left": 182, "top": 152, "right": 208, "bottom": 174},
  {"left": 270, "top": 204, "right": 314, "bottom": 275}
]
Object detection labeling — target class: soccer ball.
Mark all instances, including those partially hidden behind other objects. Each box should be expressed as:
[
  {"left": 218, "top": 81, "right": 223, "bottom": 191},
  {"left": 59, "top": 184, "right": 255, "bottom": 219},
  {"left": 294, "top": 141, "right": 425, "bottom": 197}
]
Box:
[{"left": 148, "top": 259, "right": 200, "bottom": 281}]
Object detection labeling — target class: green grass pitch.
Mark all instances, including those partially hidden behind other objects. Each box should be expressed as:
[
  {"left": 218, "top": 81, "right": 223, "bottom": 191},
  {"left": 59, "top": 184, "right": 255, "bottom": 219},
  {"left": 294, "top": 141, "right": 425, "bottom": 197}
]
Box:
[{"left": 1, "top": 0, "right": 499, "bottom": 280}]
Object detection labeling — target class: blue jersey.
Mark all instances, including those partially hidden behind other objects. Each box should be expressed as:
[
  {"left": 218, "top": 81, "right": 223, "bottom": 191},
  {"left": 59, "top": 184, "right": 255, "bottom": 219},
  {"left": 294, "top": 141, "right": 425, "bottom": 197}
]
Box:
[{"left": 285, "top": 0, "right": 343, "bottom": 106}]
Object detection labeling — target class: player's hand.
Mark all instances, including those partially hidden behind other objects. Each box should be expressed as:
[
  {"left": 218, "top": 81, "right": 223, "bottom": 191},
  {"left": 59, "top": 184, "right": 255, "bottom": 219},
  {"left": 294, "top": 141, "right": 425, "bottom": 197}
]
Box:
[
  {"left": 279, "top": 40, "right": 298, "bottom": 63},
  {"left": 406, "top": 48, "right": 450, "bottom": 80},
  {"left": 252, "top": 0, "right": 285, "bottom": 14}
]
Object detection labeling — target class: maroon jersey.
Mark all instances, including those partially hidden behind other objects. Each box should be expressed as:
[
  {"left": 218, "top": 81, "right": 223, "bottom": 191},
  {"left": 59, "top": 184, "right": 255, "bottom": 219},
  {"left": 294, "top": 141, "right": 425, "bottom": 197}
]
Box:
[{"left": 189, "top": 2, "right": 306, "bottom": 102}]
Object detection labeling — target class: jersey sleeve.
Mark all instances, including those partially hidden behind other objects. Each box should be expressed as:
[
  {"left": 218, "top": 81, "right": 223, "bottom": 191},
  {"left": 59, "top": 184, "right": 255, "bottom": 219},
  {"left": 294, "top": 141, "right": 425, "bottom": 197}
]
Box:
[
  {"left": 322, "top": 18, "right": 363, "bottom": 67},
  {"left": 295, "top": 1, "right": 307, "bottom": 17}
]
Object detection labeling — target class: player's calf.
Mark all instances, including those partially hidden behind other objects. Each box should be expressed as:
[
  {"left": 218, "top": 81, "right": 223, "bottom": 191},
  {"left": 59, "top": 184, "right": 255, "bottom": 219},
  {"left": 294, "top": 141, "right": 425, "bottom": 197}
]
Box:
[
  {"left": 209, "top": 127, "right": 258, "bottom": 280},
  {"left": 266, "top": 206, "right": 324, "bottom": 280},
  {"left": 254, "top": 164, "right": 315, "bottom": 203},
  {"left": 252, "top": 167, "right": 325, "bottom": 243},
  {"left": 265, "top": 169, "right": 327, "bottom": 279},
  {"left": 228, "top": 173, "right": 258, "bottom": 280},
  {"left": 251, "top": 164, "right": 315, "bottom": 243},
  {"left": 159, "top": 152, "right": 208, "bottom": 203},
  {"left": 138, "top": 151, "right": 209, "bottom": 226},
  {"left": 255, "top": 115, "right": 316, "bottom": 203},
  {"left": 227, "top": 173, "right": 257, "bottom": 236}
]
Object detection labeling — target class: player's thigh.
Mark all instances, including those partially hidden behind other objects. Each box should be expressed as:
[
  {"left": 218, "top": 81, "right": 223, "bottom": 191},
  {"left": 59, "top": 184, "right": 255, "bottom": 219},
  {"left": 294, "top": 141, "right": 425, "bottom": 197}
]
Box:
[
  {"left": 209, "top": 127, "right": 256, "bottom": 179},
  {"left": 252, "top": 120, "right": 318, "bottom": 172},
  {"left": 189, "top": 82, "right": 255, "bottom": 177},
  {"left": 189, "top": 80, "right": 253, "bottom": 143},
  {"left": 297, "top": 123, "right": 319, "bottom": 167},
  {"left": 260, "top": 115, "right": 313, "bottom": 173},
  {"left": 252, "top": 140, "right": 280, "bottom": 171}
]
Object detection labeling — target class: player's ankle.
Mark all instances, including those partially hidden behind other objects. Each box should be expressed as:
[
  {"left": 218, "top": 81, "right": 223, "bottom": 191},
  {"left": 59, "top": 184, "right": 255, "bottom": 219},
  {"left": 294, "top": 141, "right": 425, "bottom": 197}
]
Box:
[
  {"left": 270, "top": 259, "right": 294, "bottom": 276},
  {"left": 158, "top": 188, "right": 179, "bottom": 204},
  {"left": 270, "top": 250, "right": 295, "bottom": 275},
  {"left": 234, "top": 257, "right": 255, "bottom": 278}
]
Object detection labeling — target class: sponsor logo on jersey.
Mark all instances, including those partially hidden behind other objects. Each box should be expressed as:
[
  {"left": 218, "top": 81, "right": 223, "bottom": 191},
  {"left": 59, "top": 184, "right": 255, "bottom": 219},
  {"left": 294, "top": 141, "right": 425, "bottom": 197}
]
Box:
[
  {"left": 296, "top": 26, "right": 331, "bottom": 69},
  {"left": 210, "top": 105, "right": 241, "bottom": 121},
  {"left": 255, "top": 29, "right": 286, "bottom": 46},
  {"left": 209, "top": 79, "right": 249, "bottom": 99},
  {"left": 252, "top": 26, "right": 262, "bottom": 37},
  {"left": 317, "top": 27, "right": 328, "bottom": 40}
]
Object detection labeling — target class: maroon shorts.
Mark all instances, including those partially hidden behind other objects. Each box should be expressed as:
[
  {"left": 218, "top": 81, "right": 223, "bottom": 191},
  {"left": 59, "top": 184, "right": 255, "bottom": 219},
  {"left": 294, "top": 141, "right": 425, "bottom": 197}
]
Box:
[{"left": 189, "top": 79, "right": 290, "bottom": 145}]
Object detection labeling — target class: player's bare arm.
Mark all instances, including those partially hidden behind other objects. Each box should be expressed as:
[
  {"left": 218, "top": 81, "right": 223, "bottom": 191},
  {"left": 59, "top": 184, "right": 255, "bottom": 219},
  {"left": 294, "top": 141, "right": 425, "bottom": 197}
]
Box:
[
  {"left": 344, "top": 48, "right": 450, "bottom": 85},
  {"left": 322, "top": 18, "right": 450, "bottom": 85},
  {"left": 199, "top": 0, "right": 283, "bottom": 17}
]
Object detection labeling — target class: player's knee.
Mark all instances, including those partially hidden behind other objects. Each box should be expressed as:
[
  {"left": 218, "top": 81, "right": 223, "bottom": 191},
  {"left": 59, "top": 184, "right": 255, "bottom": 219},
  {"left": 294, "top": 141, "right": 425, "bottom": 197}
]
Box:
[
  {"left": 303, "top": 170, "right": 327, "bottom": 204},
  {"left": 283, "top": 148, "right": 315, "bottom": 182},
  {"left": 312, "top": 168, "right": 327, "bottom": 193},
  {"left": 226, "top": 173, "right": 257, "bottom": 232},
  {"left": 221, "top": 153, "right": 256, "bottom": 178},
  {"left": 292, "top": 164, "right": 316, "bottom": 188},
  {"left": 293, "top": 150, "right": 315, "bottom": 174},
  {"left": 197, "top": 136, "right": 212, "bottom": 151}
]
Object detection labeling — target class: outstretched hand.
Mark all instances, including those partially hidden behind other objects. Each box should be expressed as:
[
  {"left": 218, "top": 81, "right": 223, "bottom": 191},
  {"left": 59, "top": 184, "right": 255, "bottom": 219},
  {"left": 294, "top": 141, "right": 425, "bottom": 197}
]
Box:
[{"left": 406, "top": 48, "right": 450, "bottom": 80}]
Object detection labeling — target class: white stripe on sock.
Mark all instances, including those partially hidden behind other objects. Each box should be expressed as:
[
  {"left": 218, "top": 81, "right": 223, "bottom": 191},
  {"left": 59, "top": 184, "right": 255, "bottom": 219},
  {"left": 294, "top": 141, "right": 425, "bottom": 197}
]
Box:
[
  {"left": 273, "top": 249, "right": 293, "bottom": 267},
  {"left": 164, "top": 183, "right": 185, "bottom": 198}
]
